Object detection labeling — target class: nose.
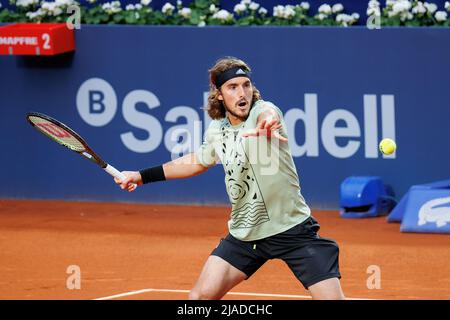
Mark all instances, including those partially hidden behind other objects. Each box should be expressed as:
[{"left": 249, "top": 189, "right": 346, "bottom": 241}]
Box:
[{"left": 237, "top": 85, "right": 245, "bottom": 98}]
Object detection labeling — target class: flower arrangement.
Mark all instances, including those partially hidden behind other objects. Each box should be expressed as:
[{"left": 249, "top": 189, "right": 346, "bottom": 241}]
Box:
[
  {"left": 0, "top": 0, "right": 448, "bottom": 27},
  {"left": 367, "top": 0, "right": 449, "bottom": 26}
]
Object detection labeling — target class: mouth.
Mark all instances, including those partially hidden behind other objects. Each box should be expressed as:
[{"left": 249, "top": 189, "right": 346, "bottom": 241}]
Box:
[{"left": 236, "top": 99, "right": 248, "bottom": 110}]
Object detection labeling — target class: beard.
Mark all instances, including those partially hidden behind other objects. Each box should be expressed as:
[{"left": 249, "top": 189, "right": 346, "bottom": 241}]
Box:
[{"left": 224, "top": 101, "right": 251, "bottom": 122}]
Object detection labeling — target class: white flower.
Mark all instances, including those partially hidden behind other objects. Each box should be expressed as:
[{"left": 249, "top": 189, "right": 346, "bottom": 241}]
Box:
[
  {"left": 318, "top": 4, "right": 332, "bottom": 15},
  {"left": 332, "top": 3, "right": 344, "bottom": 14},
  {"left": 424, "top": 2, "right": 437, "bottom": 13},
  {"left": 317, "top": 13, "right": 327, "bottom": 20},
  {"left": 26, "top": 11, "right": 37, "bottom": 19},
  {"left": 241, "top": 0, "right": 251, "bottom": 5},
  {"left": 41, "top": 2, "right": 54, "bottom": 10},
  {"left": 335, "top": 13, "right": 347, "bottom": 23},
  {"left": 213, "top": 9, "right": 233, "bottom": 21},
  {"left": 336, "top": 12, "right": 358, "bottom": 26},
  {"left": 258, "top": 7, "right": 267, "bottom": 15},
  {"left": 179, "top": 7, "right": 191, "bottom": 19},
  {"left": 283, "top": 5, "right": 295, "bottom": 18},
  {"left": 386, "top": 0, "right": 396, "bottom": 6},
  {"left": 140, "top": 0, "right": 151, "bottom": 6},
  {"left": 249, "top": 2, "right": 259, "bottom": 11},
  {"left": 197, "top": 21, "right": 206, "bottom": 27},
  {"left": 102, "top": 1, "right": 122, "bottom": 14},
  {"left": 392, "top": 0, "right": 411, "bottom": 15},
  {"left": 273, "top": 5, "right": 284, "bottom": 18},
  {"left": 126, "top": 4, "right": 135, "bottom": 11},
  {"left": 16, "top": 0, "right": 39, "bottom": 7},
  {"left": 53, "top": 0, "right": 64, "bottom": 6},
  {"left": 273, "top": 5, "right": 296, "bottom": 19},
  {"left": 177, "top": 0, "right": 182, "bottom": 6},
  {"left": 446, "top": 2, "right": 450, "bottom": 11},
  {"left": 336, "top": 13, "right": 352, "bottom": 26},
  {"left": 41, "top": 2, "right": 64, "bottom": 16},
  {"left": 435, "top": 10, "right": 448, "bottom": 21},
  {"left": 135, "top": 4, "right": 142, "bottom": 10},
  {"left": 209, "top": 4, "right": 218, "bottom": 13},
  {"left": 55, "top": 0, "right": 74, "bottom": 6},
  {"left": 388, "top": 0, "right": 413, "bottom": 21},
  {"left": 412, "top": 2, "right": 426, "bottom": 14},
  {"left": 26, "top": 8, "right": 44, "bottom": 19},
  {"left": 300, "top": 2, "right": 310, "bottom": 10},
  {"left": 112, "top": 1, "right": 122, "bottom": 9},
  {"left": 87, "top": 0, "right": 97, "bottom": 4},
  {"left": 162, "top": 2, "right": 175, "bottom": 15},
  {"left": 234, "top": 3, "right": 246, "bottom": 14},
  {"left": 26, "top": 11, "right": 35, "bottom": 19}
]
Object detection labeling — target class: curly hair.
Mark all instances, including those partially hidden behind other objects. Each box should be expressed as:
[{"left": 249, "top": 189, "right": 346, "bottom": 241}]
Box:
[{"left": 206, "top": 57, "right": 261, "bottom": 120}]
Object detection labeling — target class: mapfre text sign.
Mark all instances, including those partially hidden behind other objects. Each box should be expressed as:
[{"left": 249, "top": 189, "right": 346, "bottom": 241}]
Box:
[{"left": 0, "top": 23, "right": 75, "bottom": 55}]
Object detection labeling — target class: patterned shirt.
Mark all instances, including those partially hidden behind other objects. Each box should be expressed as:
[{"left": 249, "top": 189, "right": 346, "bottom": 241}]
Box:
[{"left": 196, "top": 100, "right": 310, "bottom": 241}]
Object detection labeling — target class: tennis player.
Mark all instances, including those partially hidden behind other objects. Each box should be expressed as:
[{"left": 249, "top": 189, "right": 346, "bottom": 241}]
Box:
[{"left": 115, "top": 57, "right": 345, "bottom": 300}]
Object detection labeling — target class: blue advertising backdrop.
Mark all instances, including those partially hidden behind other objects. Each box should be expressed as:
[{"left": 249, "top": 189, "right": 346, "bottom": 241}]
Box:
[{"left": 1, "top": 26, "right": 449, "bottom": 209}]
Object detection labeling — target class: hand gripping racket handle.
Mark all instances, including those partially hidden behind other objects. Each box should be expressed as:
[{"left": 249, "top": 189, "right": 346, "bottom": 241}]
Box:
[{"left": 104, "top": 164, "right": 138, "bottom": 189}]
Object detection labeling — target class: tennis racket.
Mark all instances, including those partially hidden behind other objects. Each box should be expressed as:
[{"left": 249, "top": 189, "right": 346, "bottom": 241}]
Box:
[{"left": 26, "top": 112, "right": 137, "bottom": 189}]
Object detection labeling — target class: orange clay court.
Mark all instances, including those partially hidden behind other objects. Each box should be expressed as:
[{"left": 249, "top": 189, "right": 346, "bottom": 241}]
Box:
[{"left": 1, "top": 199, "right": 450, "bottom": 300}]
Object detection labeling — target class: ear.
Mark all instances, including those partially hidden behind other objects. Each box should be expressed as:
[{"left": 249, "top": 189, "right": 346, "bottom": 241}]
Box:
[{"left": 217, "top": 91, "right": 223, "bottom": 101}]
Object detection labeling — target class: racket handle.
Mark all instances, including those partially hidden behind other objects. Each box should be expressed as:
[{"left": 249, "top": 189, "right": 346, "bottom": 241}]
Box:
[{"left": 104, "top": 164, "right": 138, "bottom": 189}]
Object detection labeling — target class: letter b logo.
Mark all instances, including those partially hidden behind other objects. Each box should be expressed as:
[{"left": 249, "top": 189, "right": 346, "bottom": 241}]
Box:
[
  {"left": 89, "top": 91, "right": 106, "bottom": 114},
  {"left": 77, "top": 78, "right": 117, "bottom": 126}
]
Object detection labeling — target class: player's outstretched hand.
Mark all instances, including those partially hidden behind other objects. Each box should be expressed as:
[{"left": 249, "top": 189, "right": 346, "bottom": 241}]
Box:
[
  {"left": 242, "top": 118, "right": 288, "bottom": 142},
  {"left": 114, "top": 171, "right": 142, "bottom": 192}
]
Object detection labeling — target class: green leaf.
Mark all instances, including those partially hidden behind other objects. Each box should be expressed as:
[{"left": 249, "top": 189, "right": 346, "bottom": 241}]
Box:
[
  {"left": 189, "top": 10, "right": 201, "bottom": 25},
  {"left": 193, "top": 0, "right": 210, "bottom": 10}
]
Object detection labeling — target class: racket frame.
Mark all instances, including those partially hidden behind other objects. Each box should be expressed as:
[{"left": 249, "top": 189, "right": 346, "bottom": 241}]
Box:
[{"left": 26, "top": 112, "right": 135, "bottom": 187}]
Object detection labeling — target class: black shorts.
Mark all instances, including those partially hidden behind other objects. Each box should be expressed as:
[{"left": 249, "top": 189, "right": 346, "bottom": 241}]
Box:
[{"left": 211, "top": 216, "right": 341, "bottom": 289}]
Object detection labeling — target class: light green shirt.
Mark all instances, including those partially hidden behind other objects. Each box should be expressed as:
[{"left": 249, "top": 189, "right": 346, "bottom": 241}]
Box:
[{"left": 196, "top": 100, "right": 311, "bottom": 241}]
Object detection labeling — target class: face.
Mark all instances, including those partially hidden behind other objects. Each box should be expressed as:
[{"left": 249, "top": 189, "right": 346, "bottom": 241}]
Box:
[{"left": 218, "top": 76, "right": 253, "bottom": 125}]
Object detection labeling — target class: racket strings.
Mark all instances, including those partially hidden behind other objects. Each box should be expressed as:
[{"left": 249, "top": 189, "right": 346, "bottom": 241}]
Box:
[{"left": 28, "top": 116, "right": 86, "bottom": 152}]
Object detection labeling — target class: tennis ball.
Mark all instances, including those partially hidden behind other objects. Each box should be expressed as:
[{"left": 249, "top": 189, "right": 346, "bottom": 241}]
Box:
[{"left": 379, "top": 138, "right": 397, "bottom": 155}]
